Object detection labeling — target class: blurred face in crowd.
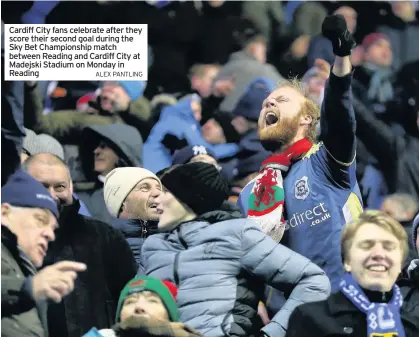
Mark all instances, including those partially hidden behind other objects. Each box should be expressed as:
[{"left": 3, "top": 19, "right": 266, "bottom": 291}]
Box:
[
  {"left": 334, "top": 6, "right": 357, "bottom": 33},
  {"left": 307, "top": 76, "right": 326, "bottom": 105},
  {"left": 191, "top": 65, "right": 219, "bottom": 98},
  {"left": 364, "top": 38, "right": 393, "bottom": 67},
  {"left": 191, "top": 99, "right": 202, "bottom": 122},
  {"left": 392, "top": 1, "right": 416, "bottom": 22},
  {"left": 94, "top": 140, "right": 119, "bottom": 176},
  {"left": 120, "top": 291, "right": 169, "bottom": 322},
  {"left": 1, "top": 205, "right": 57, "bottom": 267},
  {"left": 344, "top": 223, "right": 403, "bottom": 292},
  {"left": 120, "top": 178, "right": 162, "bottom": 221},
  {"left": 25, "top": 154, "right": 74, "bottom": 214},
  {"left": 155, "top": 188, "right": 195, "bottom": 232},
  {"left": 258, "top": 86, "right": 315, "bottom": 151},
  {"left": 247, "top": 40, "right": 267, "bottom": 64},
  {"left": 100, "top": 81, "right": 131, "bottom": 113},
  {"left": 202, "top": 119, "right": 226, "bottom": 144}
]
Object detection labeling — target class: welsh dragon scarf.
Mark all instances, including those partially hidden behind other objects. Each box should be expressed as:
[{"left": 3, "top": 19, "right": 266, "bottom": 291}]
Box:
[
  {"left": 340, "top": 272, "right": 406, "bottom": 337},
  {"left": 247, "top": 138, "right": 312, "bottom": 241}
]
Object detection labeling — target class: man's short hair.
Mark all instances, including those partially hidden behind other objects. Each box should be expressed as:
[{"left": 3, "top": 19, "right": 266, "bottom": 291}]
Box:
[
  {"left": 22, "top": 153, "right": 68, "bottom": 169},
  {"left": 22, "top": 153, "right": 71, "bottom": 180},
  {"left": 188, "top": 64, "right": 220, "bottom": 79},
  {"left": 275, "top": 78, "right": 321, "bottom": 143},
  {"left": 341, "top": 210, "right": 409, "bottom": 263}
]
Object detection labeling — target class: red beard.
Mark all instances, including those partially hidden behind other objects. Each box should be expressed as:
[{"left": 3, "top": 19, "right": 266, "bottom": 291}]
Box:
[{"left": 258, "top": 112, "right": 302, "bottom": 152}]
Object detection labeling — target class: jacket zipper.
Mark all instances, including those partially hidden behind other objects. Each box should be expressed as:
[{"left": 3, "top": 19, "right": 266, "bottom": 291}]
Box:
[
  {"left": 173, "top": 253, "right": 180, "bottom": 286},
  {"left": 141, "top": 223, "right": 148, "bottom": 238}
]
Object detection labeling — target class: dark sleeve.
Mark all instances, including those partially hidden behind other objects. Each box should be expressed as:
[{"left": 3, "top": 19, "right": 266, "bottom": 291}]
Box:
[
  {"left": 319, "top": 71, "right": 356, "bottom": 165},
  {"left": 107, "top": 227, "right": 137, "bottom": 303},
  {"left": 1, "top": 275, "right": 36, "bottom": 317},
  {"left": 284, "top": 306, "right": 315, "bottom": 337}
]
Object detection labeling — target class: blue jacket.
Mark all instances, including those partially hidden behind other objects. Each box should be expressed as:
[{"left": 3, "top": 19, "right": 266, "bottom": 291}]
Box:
[
  {"left": 141, "top": 211, "right": 331, "bottom": 337},
  {"left": 143, "top": 98, "right": 238, "bottom": 173},
  {"left": 111, "top": 218, "right": 158, "bottom": 268}
]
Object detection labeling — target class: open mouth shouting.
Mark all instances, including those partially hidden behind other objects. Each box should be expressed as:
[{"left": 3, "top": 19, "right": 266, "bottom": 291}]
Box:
[{"left": 264, "top": 111, "right": 279, "bottom": 127}]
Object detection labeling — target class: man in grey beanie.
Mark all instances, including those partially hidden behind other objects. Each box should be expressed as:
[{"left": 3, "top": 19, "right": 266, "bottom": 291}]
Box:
[{"left": 22, "top": 128, "right": 65, "bottom": 162}]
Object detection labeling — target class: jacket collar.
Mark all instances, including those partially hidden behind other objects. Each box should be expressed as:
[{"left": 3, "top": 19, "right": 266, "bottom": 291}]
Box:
[
  {"left": 58, "top": 199, "right": 81, "bottom": 229},
  {"left": 327, "top": 292, "right": 360, "bottom": 316},
  {"left": 1, "top": 225, "right": 18, "bottom": 252},
  {"left": 328, "top": 290, "right": 419, "bottom": 328}
]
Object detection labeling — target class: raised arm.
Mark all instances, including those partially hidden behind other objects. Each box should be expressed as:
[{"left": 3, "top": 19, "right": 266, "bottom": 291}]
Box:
[{"left": 319, "top": 15, "right": 357, "bottom": 164}]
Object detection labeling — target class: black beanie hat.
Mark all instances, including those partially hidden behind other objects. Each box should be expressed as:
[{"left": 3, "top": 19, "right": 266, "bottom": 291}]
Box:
[{"left": 160, "top": 162, "right": 230, "bottom": 215}]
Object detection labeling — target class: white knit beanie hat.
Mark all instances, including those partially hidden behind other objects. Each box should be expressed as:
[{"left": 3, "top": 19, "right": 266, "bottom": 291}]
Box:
[{"left": 104, "top": 167, "right": 162, "bottom": 218}]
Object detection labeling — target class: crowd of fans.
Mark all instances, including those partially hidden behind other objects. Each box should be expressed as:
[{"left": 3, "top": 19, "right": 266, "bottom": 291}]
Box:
[{"left": 2, "top": 1, "right": 419, "bottom": 337}]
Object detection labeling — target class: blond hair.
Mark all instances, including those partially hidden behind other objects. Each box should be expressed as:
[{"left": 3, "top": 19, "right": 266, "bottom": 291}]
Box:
[
  {"left": 341, "top": 210, "right": 409, "bottom": 263},
  {"left": 276, "top": 78, "right": 321, "bottom": 143}
]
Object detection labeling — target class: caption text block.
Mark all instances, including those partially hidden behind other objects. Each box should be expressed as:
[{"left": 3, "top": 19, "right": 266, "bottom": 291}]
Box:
[{"left": 5, "top": 24, "right": 148, "bottom": 81}]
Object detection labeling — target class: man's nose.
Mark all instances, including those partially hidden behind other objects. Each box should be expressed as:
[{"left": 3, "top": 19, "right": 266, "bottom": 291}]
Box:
[
  {"left": 151, "top": 187, "right": 162, "bottom": 198},
  {"left": 371, "top": 244, "right": 386, "bottom": 259},
  {"left": 134, "top": 299, "right": 147, "bottom": 314},
  {"left": 266, "top": 99, "right": 276, "bottom": 108},
  {"left": 44, "top": 226, "right": 56, "bottom": 242},
  {"left": 48, "top": 187, "right": 59, "bottom": 201}
]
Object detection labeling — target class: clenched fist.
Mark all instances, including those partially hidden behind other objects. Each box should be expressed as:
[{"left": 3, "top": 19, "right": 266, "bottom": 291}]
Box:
[{"left": 32, "top": 261, "right": 87, "bottom": 303}]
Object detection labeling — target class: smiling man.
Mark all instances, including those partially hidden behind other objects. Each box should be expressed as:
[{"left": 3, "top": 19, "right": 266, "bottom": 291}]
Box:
[
  {"left": 104, "top": 167, "right": 163, "bottom": 267},
  {"left": 238, "top": 14, "right": 363, "bottom": 291},
  {"left": 285, "top": 210, "right": 419, "bottom": 337}
]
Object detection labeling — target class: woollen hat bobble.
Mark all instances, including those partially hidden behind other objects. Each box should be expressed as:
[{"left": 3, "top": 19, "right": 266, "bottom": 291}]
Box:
[{"left": 160, "top": 162, "right": 229, "bottom": 215}]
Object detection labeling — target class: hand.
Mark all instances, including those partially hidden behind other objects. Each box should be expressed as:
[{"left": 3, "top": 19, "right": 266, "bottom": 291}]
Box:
[
  {"left": 313, "top": 59, "right": 331, "bottom": 80},
  {"left": 100, "top": 86, "right": 131, "bottom": 112},
  {"left": 290, "top": 35, "right": 310, "bottom": 59},
  {"left": 322, "top": 14, "right": 356, "bottom": 57},
  {"left": 32, "top": 261, "right": 87, "bottom": 303},
  {"left": 213, "top": 77, "right": 234, "bottom": 97},
  {"left": 258, "top": 302, "right": 271, "bottom": 325}
]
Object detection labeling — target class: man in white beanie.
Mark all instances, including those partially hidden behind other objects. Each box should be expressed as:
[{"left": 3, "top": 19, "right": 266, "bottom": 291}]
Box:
[{"left": 104, "top": 167, "right": 163, "bottom": 268}]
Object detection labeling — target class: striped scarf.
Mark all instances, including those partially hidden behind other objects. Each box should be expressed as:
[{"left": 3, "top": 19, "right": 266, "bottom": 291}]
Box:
[{"left": 247, "top": 138, "right": 312, "bottom": 241}]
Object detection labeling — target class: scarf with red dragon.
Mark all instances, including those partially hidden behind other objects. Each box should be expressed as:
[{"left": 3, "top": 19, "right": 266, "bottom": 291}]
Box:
[{"left": 247, "top": 138, "right": 313, "bottom": 241}]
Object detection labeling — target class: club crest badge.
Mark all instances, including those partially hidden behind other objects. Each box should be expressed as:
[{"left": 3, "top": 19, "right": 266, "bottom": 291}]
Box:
[{"left": 294, "top": 176, "right": 310, "bottom": 200}]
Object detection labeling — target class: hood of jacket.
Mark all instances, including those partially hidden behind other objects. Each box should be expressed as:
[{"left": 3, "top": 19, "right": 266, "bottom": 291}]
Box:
[{"left": 79, "top": 123, "right": 143, "bottom": 180}]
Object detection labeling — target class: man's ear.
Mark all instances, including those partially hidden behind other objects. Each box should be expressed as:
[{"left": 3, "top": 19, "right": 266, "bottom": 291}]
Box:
[
  {"left": 300, "top": 114, "right": 313, "bottom": 126},
  {"left": 344, "top": 260, "right": 351, "bottom": 272},
  {"left": 1, "top": 203, "right": 11, "bottom": 217}
]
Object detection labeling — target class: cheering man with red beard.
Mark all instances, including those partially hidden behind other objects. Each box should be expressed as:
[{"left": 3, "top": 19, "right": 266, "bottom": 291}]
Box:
[{"left": 238, "top": 14, "right": 363, "bottom": 291}]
